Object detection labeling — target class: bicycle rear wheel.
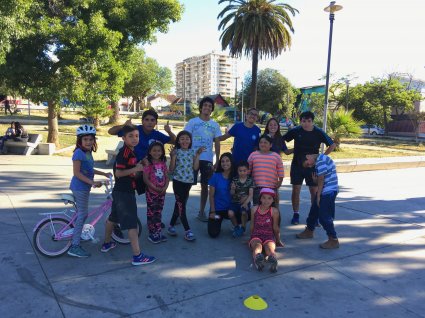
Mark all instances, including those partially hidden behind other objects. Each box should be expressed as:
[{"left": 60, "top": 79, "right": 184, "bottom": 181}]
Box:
[
  {"left": 33, "top": 217, "right": 73, "bottom": 257},
  {"left": 111, "top": 218, "right": 142, "bottom": 244}
]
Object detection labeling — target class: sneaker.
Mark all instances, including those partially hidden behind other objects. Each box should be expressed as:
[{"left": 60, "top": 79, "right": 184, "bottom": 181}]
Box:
[
  {"left": 148, "top": 234, "right": 161, "bottom": 244},
  {"left": 320, "top": 237, "right": 340, "bottom": 249},
  {"left": 101, "top": 241, "right": 117, "bottom": 253},
  {"left": 296, "top": 227, "right": 314, "bottom": 239},
  {"left": 132, "top": 253, "right": 156, "bottom": 266},
  {"left": 254, "top": 253, "right": 265, "bottom": 271},
  {"left": 184, "top": 230, "right": 196, "bottom": 241},
  {"left": 167, "top": 226, "right": 177, "bottom": 236},
  {"left": 196, "top": 212, "right": 209, "bottom": 222},
  {"left": 267, "top": 255, "right": 278, "bottom": 273},
  {"left": 67, "top": 245, "right": 91, "bottom": 258},
  {"left": 160, "top": 234, "right": 168, "bottom": 242},
  {"left": 291, "top": 213, "right": 300, "bottom": 225}
]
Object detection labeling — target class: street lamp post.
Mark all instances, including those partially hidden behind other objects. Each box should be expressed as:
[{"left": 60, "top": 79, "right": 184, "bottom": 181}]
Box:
[
  {"left": 182, "top": 62, "right": 187, "bottom": 126},
  {"left": 323, "top": 1, "right": 343, "bottom": 145},
  {"left": 241, "top": 81, "right": 244, "bottom": 122},
  {"left": 234, "top": 77, "right": 239, "bottom": 122},
  {"left": 345, "top": 79, "right": 350, "bottom": 112}
]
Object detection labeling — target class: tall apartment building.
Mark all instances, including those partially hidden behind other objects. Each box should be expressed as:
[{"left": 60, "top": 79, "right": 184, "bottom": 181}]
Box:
[{"left": 175, "top": 51, "right": 237, "bottom": 103}]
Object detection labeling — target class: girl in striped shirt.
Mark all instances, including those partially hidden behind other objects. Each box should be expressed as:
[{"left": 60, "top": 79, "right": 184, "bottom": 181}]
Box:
[{"left": 247, "top": 134, "right": 284, "bottom": 204}]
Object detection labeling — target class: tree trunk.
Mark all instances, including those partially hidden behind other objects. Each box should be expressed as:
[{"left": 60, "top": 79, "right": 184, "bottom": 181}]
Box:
[
  {"left": 109, "top": 101, "right": 120, "bottom": 124},
  {"left": 383, "top": 107, "right": 388, "bottom": 135},
  {"left": 47, "top": 101, "right": 60, "bottom": 147},
  {"left": 93, "top": 116, "right": 100, "bottom": 128},
  {"left": 250, "top": 45, "right": 259, "bottom": 109}
]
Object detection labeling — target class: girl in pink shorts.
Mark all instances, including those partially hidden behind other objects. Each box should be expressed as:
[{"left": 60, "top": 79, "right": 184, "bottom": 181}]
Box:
[{"left": 249, "top": 188, "right": 280, "bottom": 272}]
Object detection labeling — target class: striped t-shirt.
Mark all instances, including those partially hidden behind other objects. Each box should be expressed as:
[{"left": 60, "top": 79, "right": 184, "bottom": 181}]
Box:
[
  {"left": 316, "top": 154, "right": 338, "bottom": 194},
  {"left": 247, "top": 151, "right": 284, "bottom": 188}
]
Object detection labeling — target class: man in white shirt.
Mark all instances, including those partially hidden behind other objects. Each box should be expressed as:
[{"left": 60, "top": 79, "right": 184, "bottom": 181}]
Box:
[{"left": 185, "top": 97, "right": 222, "bottom": 222}]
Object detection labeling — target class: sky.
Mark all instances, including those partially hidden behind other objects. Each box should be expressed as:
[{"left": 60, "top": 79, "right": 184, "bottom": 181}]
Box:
[{"left": 143, "top": 0, "right": 425, "bottom": 91}]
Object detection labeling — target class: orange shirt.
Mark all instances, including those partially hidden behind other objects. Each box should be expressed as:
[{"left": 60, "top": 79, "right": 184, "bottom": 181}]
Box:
[{"left": 247, "top": 151, "right": 284, "bottom": 188}]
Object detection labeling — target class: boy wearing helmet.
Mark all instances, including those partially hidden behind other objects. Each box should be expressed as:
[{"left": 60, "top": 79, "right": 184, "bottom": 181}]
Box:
[{"left": 68, "top": 125, "right": 112, "bottom": 258}]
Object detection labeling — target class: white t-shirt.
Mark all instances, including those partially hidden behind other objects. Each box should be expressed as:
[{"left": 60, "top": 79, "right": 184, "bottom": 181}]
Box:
[{"left": 185, "top": 117, "right": 222, "bottom": 162}]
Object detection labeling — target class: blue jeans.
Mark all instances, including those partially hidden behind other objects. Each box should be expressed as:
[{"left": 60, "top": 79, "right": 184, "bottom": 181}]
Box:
[{"left": 306, "top": 191, "right": 337, "bottom": 239}]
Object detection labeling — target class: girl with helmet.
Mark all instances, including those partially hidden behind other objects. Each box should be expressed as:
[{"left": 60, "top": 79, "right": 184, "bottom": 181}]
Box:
[{"left": 68, "top": 125, "right": 112, "bottom": 258}]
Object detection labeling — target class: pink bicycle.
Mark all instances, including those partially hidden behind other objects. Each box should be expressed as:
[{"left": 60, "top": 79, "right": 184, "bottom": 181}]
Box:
[{"left": 33, "top": 177, "right": 142, "bottom": 257}]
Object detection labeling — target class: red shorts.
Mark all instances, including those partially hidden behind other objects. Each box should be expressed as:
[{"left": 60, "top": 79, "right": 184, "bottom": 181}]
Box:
[{"left": 249, "top": 237, "right": 275, "bottom": 248}]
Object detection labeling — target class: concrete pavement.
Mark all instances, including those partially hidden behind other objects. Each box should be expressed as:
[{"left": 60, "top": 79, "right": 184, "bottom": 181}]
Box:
[{"left": 0, "top": 155, "right": 424, "bottom": 318}]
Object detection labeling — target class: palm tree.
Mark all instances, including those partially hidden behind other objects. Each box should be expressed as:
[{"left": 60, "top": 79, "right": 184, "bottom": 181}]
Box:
[
  {"left": 327, "top": 110, "right": 364, "bottom": 150},
  {"left": 217, "top": 0, "right": 298, "bottom": 108}
]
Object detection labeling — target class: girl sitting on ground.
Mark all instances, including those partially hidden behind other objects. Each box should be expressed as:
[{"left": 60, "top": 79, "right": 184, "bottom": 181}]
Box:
[{"left": 249, "top": 188, "right": 280, "bottom": 273}]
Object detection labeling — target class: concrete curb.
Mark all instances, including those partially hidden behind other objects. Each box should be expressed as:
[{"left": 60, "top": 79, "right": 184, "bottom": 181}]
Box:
[{"left": 282, "top": 155, "right": 425, "bottom": 173}]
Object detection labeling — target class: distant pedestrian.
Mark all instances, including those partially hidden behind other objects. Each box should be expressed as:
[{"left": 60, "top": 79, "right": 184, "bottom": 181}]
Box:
[
  {"left": 167, "top": 131, "right": 204, "bottom": 241},
  {"left": 296, "top": 153, "right": 340, "bottom": 249},
  {"left": 143, "top": 141, "right": 169, "bottom": 244},
  {"left": 102, "top": 124, "right": 156, "bottom": 265},
  {"left": 185, "top": 97, "right": 222, "bottom": 222},
  {"left": 249, "top": 188, "right": 280, "bottom": 272},
  {"left": 0, "top": 122, "right": 15, "bottom": 152},
  {"left": 12, "top": 122, "right": 28, "bottom": 142},
  {"left": 216, "top": 107, "right": 261, "bottom": 166},
  {"left": 68, "top": 125, "right": 112, "bottom": 258},
  {"left": 4, "top": 99, "right": 12, "bottom": 115},
  {"left": 283, "top": 111, "right": 336, "bottom": 225}
]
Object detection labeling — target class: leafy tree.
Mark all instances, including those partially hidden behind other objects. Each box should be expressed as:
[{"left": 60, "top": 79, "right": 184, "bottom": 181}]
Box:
[
  {"left": 0, "top": 0, "right": 182, "bottom": 146},
  {"left": 350, "top": 78, "right": 421, "bottom": 133},
  {"left": 0, "top": 0, "right": 32, "bottom": 65},
  {"left": 218, "top": 0, "right": 298, "bottom": 108},
  {"left": 242, "top": 68, "right": 297, "bottom": 116},
  {"left": 327, "top": 110, "right": 363, "bottom": 150},
  {"left": 123, "top": 49, "right": 173, "bottom": 112}
]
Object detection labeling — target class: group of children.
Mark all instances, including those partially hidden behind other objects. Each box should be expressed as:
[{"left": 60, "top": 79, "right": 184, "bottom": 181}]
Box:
[{"left": 67, "top": 110, "right": 339, "bottom": 271}]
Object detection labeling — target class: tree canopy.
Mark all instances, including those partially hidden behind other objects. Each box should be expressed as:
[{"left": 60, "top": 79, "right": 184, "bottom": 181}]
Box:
[
  {"left": 218, "top": 0, "right": 298, "bottom": 108},
  {"left": 123, "top": 48, "right": 173, "bottom": 112},
  {"left": 0, "top": 0, "right": 183, "bottom": 145},
  {"left": 242, "top": 68, "right": 298, "bottom": 116},
  {"left": 349, "top": 78, "right": 422, "bottom": 132}
]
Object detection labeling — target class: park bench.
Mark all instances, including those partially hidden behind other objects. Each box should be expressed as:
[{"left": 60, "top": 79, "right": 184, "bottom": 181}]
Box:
[
  {"left": 3, "top": 133, "right": 43, "bottom": 155},
  {"left": 105, "top": 141, "right": 124, "bottom": 166}
]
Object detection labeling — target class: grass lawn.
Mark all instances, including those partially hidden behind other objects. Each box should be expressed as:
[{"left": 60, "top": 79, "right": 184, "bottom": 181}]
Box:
[{"left": 1, "top": 113, "right": 423, "bottom": 161}]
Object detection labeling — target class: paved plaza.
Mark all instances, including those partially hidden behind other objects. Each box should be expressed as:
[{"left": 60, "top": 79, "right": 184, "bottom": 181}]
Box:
[{"left": 0, "top": 155, "right": 424, "bottom": 318}]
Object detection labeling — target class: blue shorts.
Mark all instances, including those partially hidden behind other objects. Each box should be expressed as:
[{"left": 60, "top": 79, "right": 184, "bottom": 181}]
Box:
[{"left": 229, "top": 202, "right": 251, "bottom": 222}]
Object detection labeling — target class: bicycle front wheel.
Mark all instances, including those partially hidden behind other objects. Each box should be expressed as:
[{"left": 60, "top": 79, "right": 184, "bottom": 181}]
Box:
[
  {"left": 33, "top": 217, "right": 73, "bottom": 257},
  {"left": 111, "top": 218, "right": 142, "bottom": 244}
]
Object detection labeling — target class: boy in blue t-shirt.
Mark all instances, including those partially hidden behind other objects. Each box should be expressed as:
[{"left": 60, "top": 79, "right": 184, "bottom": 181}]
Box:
[
  {"left": 108, "top": 109, "right": 176, "bottom": 196},
  {"left": 296, "top": 153, "right": 339, "bottom": 249},
  {"left": 216, "top": 107, "right": 261, "bottom": 165}
]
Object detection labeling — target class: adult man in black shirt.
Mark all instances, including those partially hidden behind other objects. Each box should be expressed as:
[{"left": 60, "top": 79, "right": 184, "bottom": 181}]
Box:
[{"left": 283, "top": 111, "right": 336, "bottom": 225}]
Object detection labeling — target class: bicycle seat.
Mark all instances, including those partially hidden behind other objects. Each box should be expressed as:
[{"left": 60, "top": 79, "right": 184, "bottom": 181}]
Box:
[{"left": 61, "top": 194, "right": 76, "bottom": 205}]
